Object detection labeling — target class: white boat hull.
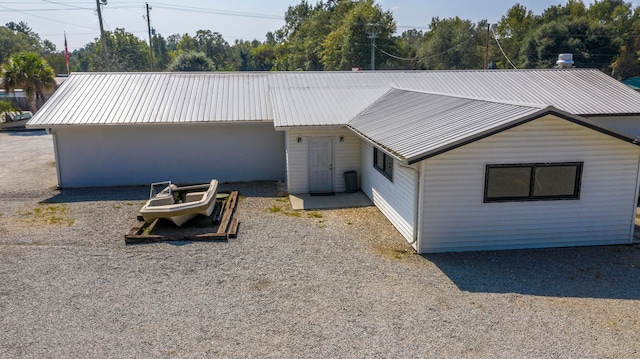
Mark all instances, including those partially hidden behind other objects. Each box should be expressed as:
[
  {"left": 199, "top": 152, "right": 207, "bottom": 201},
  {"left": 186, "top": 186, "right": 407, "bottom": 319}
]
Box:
[{"left": 140, "top": 179, "right": 218, "bottom": 227}]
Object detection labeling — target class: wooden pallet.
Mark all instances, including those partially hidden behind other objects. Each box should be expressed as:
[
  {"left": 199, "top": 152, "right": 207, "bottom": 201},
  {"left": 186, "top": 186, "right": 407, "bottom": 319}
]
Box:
[{"left": 125, "top": 191, "right": 240, "bottom": 244}]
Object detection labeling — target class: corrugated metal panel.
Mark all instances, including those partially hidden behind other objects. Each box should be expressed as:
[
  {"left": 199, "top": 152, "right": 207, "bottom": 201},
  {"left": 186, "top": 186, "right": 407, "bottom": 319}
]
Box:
[
  {"left": 28, "top": 72, "right": 272, "bottom": 126},
  {"left": 29, "top": 69, "right": 640, "bottom": 128},
  {"left": 418, "top": 116, "right": 639, "bottom": 253},
  {"left": 348, "top": 89, "right": 545, "bottom": 162},
  {"left": 360, "top": 140, "right": 416, "bottom": 243}
]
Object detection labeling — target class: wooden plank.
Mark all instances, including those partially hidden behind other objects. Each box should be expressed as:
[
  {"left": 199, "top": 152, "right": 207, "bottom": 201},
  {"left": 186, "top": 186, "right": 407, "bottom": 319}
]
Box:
[
  {"left": 227, "top": 218, "right": 239, "bottom": 239},
  {"left": 194, "top": 232, "right": 229, "bottom": 240},
  {"left": 215, "top": 191, "right": 238, "bottom": 235}
]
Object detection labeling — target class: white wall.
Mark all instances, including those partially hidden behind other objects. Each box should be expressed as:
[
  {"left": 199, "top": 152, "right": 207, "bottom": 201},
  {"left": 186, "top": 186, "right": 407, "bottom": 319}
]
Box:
[
  {"left": 360, "top": 141, "right": 417, "bottom": 246},
  {"left": 53, "top": 123, "right": 286, "bottom": 187},
  {"left": 285, "top": 128, "right": 360, "bottom": 194},
  {"left": 587, "top": 115, "right": 640, "bottom": 137},
  {"left": 418, "top": 115, "right": 640, "bottom": 253}
]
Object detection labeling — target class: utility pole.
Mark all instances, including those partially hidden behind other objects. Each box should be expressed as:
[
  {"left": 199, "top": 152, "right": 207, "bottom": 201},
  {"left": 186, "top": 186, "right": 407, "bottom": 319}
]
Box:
[
  {"left": 96, "top": 0, "right": 109, "bottom": 71},
  {"left": 484, "top": 23, "right": 491, "bottom": 69},
  {"left": 145, "top": 3, "right": 154, "bottom": 71},
  {"left": 367, "top": 24, "right": 379, "bottom": 71},
  {"left": 368, "top": 33, "right": 377, "bottom": 71}
]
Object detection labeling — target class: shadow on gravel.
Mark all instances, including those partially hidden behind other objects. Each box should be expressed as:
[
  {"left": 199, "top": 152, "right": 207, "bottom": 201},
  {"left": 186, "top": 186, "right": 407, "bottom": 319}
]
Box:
[
  {"left": 38, "top": 181, "right": 281, "bottom": 204},
  {"left": 41, "top": 186, "right": 148, "bottom": 203},
  {"left": 425, "top": 245, "right": 640, "bottom": 300}
]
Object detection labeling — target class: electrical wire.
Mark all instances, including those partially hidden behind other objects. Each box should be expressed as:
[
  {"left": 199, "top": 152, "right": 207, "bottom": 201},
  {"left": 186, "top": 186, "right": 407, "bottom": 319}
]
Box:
[
  {"left": 374, "top": 43, "right": 418, "bottom": 61},
  {"left": 0, "top": 4, "right": 98, "bottom": 30},
  {"left": 492, "top": 29, "right": 517, "bottom": 69}
]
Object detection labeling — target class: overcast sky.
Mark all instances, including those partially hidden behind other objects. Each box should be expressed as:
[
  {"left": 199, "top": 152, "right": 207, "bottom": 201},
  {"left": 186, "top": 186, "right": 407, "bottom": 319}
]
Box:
[{"left": 0, "top": 1, "right": 613, "bottom": 52}]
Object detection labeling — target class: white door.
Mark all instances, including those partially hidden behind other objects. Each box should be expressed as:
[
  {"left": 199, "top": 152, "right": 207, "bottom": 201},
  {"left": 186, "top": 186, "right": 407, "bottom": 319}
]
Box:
[{"left": 308, "top": 137, "right": 333, "bottom": 193}]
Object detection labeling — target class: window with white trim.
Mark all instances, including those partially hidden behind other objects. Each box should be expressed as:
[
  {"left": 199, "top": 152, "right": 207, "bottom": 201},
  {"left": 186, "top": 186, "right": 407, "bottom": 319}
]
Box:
[
  {"left": 373, "top": 147, "right": 393, "bottom": 181},
  {"left": 484, "top": 162, "right": 583, "bottom": 202}
]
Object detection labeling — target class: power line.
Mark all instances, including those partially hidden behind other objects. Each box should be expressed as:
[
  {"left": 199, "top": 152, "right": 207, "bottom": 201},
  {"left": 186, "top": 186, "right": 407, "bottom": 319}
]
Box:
[
  {"left": 374, "top": 43, "right": 418, "bottom": 61},
  {"left": 0, "top": 4, "right": 98, "bottom": 30},
  {"left": 151, "top": 3, "right": 283, "bottom": 20},
  {"left": 492, "top": 29, "right": 517, "bottom": 69}
]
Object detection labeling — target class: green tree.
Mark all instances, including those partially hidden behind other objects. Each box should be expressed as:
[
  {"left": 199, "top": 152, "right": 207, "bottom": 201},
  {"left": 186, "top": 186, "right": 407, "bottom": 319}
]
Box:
[
  {"left": 495, "top": 4, "right": 539, "bottom": 68},
  {"left": 417, "top": 17, "right": 482, "bottom": 70},
  {"left": 1, "top": 52, "right": 55, "bottom": 113},
  {"left": 519, "top": 17, "right": 620, "bottom": 71},
  {"left": 195, "top": 30, "right": 233, "bottom": 69},
  {"left": 72, "top": 29, "right": 150, "bottom": 71},
  {"left": 168, "top": 51, "right": 214, "bottom": 71},
  {"left": 320, "top": 0, "right": 396, "bottom": 70},
  {"left": 0, "top": 23, "right": 43, "bottom": 64}
]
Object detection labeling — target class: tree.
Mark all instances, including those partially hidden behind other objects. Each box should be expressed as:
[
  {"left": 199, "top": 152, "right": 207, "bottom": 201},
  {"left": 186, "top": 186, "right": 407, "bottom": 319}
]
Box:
[
  {"left": 195, "top": 30, "right": 233, "bottom": 69},
  {"left": 320, "top": 0, "right": 397, "bottom": 70},
  {"left": 519, "top": 17, "right": 620, "bottom": 71},
  {"left": 0, "top": 23, "right": 42, "bottom": 64},
  {"left": 1, "top": 52, "right": 55, "bottom": 113},
  {"left": 417, "top": 17, "right": 482, "bottom": 70},
  {"left": 168, "top": 51, "right": 214, "bottom": 71},
  {"left": 71, "top": 29, "right": 150, "bottom": 71},
  {"left": 495, "top": 4, "right": 539, "bottom": 68}
]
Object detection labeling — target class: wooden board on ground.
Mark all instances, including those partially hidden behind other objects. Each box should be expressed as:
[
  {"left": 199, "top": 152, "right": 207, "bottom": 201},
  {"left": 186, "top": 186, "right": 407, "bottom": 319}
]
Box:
[{"left": 125, "top": 191, "right": 240, "bottom": 244}]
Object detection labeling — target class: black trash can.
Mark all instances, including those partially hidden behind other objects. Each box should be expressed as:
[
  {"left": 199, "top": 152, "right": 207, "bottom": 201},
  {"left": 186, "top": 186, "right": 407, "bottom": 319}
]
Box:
[{"left": 344, "top": 171, "right": 358, "bottom": 193}]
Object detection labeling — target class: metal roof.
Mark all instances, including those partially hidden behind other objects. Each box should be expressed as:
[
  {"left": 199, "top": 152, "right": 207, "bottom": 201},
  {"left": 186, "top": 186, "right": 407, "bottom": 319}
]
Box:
[
  {"left": 28, "top": 72, "right": 271, "bottom": 126},
  {"left": 27, "top": 69, "right": 640, "bottom": 128},
  {"left": 347, "top": 88, "right": 640, "bottom": 164}
]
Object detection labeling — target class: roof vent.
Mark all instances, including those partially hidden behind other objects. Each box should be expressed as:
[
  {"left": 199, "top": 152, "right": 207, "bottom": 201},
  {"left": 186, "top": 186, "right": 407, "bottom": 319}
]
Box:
[{"left": 556, "top": 53, "right": 574, "bottom": 68}]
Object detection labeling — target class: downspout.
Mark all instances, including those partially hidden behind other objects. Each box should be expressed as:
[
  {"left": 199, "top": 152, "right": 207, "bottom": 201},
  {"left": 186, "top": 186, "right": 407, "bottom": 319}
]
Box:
[
  {"left": 397, "top": 161, "right": 420, "bottom": 246},
  {"left": 629, "top": 150, "right": 640, "bottom": 243}
]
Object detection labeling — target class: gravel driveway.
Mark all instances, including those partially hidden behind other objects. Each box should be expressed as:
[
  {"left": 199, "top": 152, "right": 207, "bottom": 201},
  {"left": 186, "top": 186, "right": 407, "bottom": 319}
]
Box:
[{"left": 1, "top": 131, "right": 640, "bottom": 358}]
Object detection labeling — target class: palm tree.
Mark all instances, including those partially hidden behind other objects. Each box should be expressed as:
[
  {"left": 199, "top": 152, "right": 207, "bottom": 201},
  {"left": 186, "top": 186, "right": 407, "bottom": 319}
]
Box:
[{"left": 1, "top": 52, "right": 56, "bottom": 113}]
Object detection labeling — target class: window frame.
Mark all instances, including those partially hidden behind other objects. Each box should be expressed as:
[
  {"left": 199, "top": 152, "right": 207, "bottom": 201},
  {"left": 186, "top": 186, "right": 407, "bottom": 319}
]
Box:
[
  {"left": 484, "top": 162, "right": 583, "bottom": 203},
  {"left": 373, "top": 147, "right": 393, "bottom": 181}
]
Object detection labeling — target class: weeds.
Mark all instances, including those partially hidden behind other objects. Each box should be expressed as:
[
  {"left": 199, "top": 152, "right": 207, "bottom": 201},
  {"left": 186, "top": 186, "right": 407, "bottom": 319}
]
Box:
[
  {"left": 269, "top": 205, "right": 282, "bottom": 213},
  {"left": 20, "top": 204, "right": 75, "bottom": 227},
  {"left": 307, "top": 211, "right": 323, "bottom": 218}
]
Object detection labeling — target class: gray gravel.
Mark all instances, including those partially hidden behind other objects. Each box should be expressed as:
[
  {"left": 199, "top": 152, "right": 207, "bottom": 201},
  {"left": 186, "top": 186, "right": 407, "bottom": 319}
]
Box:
[{"left": 2, "top": 131, "right": 640, "bottom": 358}]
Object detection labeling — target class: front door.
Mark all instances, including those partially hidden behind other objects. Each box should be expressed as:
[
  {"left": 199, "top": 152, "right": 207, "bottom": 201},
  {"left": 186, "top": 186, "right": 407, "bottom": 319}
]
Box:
[{"left": 308, "top": 137, "right": 333, "bottom": 193}]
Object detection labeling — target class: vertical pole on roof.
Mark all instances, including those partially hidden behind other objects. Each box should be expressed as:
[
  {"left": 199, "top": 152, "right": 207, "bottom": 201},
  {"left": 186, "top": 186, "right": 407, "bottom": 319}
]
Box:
[
  {"left": 96, "top": 0, "right": 110, "bottom": 71},
  {"left": 146, "top": 3, "right": 154, "bottom": 71}
]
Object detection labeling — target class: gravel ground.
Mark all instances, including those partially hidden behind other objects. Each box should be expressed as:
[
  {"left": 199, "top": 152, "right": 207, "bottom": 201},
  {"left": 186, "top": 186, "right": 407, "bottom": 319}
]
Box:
[{"left": 2, "top": 131, "right": 640, "bottom": 358}]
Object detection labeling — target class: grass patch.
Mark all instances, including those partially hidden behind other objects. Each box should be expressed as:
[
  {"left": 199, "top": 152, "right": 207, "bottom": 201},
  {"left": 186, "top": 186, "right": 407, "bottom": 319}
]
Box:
[
  {"left": 114, "top": 204, "right": 122, "bottom": 209},
  {"left": 20, "top": 204, "right": 75, "bottom": 227},
  {"left": 269, "top": 205, "right": 282, "bottom": 213},
  {"left": 307, "top": 211, "right": 323, "bottom": 218}
]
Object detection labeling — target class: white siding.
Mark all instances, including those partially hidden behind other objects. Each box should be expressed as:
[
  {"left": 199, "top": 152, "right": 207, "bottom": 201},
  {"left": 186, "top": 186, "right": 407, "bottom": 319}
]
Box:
[
  {"left": 418, "top": 115, "right": 640, "bottom": 253},
  {"left": 53, "top": 123, "right": 286, "bottom": 187},
  {"left": 587, "top": 115, "right": 640, "bottom": 137},
  {"left": 360, "top": 141, "right": 417, "bottom": 245},
  {"left": 286, "top": 128, "right": 360, "bottom": 194}
]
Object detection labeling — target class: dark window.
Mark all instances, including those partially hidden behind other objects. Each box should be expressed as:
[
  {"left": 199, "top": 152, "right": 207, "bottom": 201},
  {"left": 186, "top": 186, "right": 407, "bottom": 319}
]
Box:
[
  {"left": 484, "top": 163, "right": 582, "bottom": 202},
  {"left": 373, "top": 147, "right": 393, "bottom": 181}
]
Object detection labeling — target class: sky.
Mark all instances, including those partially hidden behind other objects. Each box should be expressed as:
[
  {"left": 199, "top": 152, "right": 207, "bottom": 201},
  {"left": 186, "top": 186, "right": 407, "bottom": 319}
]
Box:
[{"left": 0, "top": 0, "right": 615, "bottom": 52}]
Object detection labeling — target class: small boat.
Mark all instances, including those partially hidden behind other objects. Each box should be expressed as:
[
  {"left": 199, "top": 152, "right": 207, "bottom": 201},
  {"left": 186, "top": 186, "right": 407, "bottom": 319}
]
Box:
[
  {"left": 1, "top": 111, "right": 32, "bottom": 130},
  {"left": 139, "top": 179, "right": 219, "bottom": 227}
]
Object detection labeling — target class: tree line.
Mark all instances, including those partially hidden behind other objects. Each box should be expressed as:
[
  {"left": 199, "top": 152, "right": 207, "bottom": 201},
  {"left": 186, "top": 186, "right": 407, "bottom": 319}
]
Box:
[{"left": 2, "top": 0, "right": 640, "bottom": 79}]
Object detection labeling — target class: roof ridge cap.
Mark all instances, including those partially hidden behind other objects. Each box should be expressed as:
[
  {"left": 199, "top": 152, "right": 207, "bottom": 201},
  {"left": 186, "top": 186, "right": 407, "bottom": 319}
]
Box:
[{"left": 390, "top": 87, "right": 547, "bottom": 109}]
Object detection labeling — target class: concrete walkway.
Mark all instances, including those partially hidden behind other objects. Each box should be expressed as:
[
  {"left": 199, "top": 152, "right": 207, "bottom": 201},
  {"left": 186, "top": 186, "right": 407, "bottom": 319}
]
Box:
[{"left": 289, "top": 191, "right": 373, "bottom": 210}]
